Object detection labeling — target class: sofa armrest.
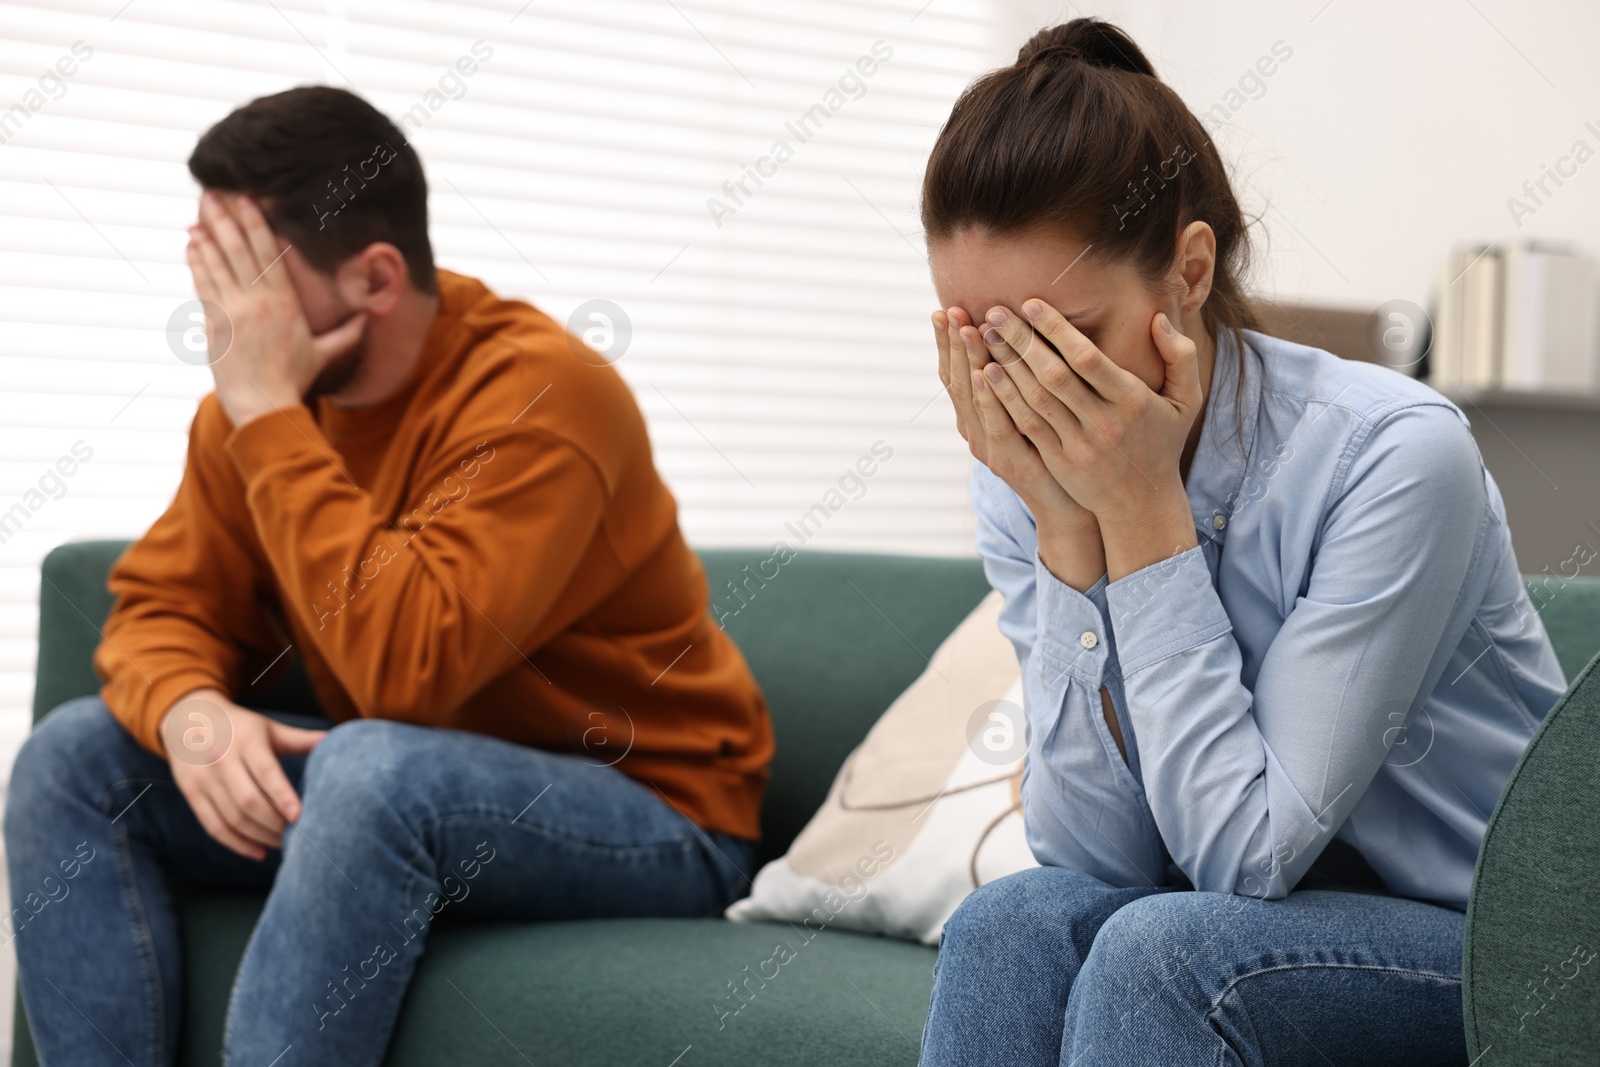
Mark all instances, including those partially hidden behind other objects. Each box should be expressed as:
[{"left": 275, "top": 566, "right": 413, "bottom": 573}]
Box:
[
  {"left": 30, "top": 538, "right": 322, "bottom": 727},
  {"left": 1464, "top": 646, "right": 1600, "bottom": 1063},
  {"left": 32, "top": 539, "right": 131, "bottom": 725}
]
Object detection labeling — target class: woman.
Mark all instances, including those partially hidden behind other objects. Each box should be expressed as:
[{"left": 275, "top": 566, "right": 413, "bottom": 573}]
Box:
[{"left": 918, "top": 18, "right": 1565, "bottom": 1067}]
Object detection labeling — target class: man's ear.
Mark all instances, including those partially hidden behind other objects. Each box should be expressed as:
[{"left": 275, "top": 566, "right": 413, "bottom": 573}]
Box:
[
  {"left": 1173, "top": 221, "right": 1217, "bottom": 317},
  {"left": 338, "top": 242, "right": 409, "bottom": 316}
]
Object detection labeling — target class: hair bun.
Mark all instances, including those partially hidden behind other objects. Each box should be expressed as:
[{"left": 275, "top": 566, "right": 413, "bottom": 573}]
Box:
[{"left": 1017, "top": 19, "right": 1156, "bottom": 77}]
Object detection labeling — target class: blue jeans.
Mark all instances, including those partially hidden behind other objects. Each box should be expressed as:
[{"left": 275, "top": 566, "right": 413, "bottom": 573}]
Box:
[
  {"left": 4, "top": 697, "right": 757, "bottom": 1067},
  {"left": 920, "top": 866, "right": 1467, "bottom": 1066}
]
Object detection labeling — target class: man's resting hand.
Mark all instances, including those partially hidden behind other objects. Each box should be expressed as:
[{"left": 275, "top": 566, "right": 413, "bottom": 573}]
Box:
[{"left": 159, "top": 689, "right": 327, "bottom": 860}]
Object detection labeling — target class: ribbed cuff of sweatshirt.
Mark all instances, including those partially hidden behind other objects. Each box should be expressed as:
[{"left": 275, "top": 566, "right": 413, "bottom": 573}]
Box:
[
  {"left": 104, "top": 670, "right": 229, "bottom": 757},
  {"left": 225, "top": 404, "right": 327, "bottom": 486}
]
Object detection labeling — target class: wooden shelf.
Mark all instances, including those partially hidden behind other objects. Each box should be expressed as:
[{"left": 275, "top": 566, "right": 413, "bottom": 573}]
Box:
[
  {"left": 1250, "top": 303, "right": 1600, "bottom": 413},
  {"left": 1438, "top": 387, "right": 1600, "bottom": 414}
]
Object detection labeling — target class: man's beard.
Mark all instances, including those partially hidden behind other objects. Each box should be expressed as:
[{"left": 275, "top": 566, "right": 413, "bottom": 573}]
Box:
[{"left": 304, "top": 325, "right": 368, "bottom": 403}]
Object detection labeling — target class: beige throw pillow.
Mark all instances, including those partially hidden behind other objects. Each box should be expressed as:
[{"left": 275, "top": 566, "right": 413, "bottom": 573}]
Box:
[{"left": 725, "top": 590, "right": 1038, "bottom": 944}]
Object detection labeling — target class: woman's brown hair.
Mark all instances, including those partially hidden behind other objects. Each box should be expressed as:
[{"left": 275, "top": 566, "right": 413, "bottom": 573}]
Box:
[{"left": 922, "top": 19, "right": 1258, "bottom": 382}]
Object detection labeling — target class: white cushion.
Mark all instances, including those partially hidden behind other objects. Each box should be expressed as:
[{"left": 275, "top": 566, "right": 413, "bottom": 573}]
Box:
[{"left": 725, "top": 591, "right": 1037, "bottom": 944}]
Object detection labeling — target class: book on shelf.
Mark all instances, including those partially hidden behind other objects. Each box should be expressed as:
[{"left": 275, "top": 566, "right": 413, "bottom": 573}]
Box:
[
  {"left": 1501, "top": 243, "right": 1600, "bottom": 392},
  {"left": 1430, "top": 240, "right": 1600, "bottom": 393},
  {"left": 1432, "top": 244, "right": 1501, "bottom": 389}
]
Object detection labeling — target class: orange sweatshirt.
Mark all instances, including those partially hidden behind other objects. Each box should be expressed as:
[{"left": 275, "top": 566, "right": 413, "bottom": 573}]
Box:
[{"left": 96, "top": 270, "right": 773, "bottom": 840}]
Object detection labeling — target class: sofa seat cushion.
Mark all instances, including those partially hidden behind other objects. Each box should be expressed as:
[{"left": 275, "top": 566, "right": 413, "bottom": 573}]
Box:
[{"left": 167, "top": 891, "right": 935, "bottom": 1067}]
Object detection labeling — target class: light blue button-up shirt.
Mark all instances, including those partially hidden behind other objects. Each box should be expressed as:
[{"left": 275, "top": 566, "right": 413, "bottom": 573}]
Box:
[{"left": 972, "top": 328, "right": 1566, "bottom": 910}]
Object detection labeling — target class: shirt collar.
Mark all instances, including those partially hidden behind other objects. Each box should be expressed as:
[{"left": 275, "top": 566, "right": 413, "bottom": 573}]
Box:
[{"left": 1184, "top": 326, "right": 1262, "bottom": 544}]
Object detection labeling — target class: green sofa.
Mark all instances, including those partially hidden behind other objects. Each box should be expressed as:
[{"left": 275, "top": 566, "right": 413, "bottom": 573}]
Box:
[{"left": 12, "top": 541, "right": 1600, "bottom": 1065}]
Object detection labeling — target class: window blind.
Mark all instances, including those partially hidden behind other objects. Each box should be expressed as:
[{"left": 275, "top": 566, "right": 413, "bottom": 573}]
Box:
[{"left": 0, "top": 0, "right": 1007, "bottom": 732}]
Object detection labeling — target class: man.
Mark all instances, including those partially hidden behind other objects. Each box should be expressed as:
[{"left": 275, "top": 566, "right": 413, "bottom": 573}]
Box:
[{"left": 5, "top": 86, "right": 772, "bottom": 1065}]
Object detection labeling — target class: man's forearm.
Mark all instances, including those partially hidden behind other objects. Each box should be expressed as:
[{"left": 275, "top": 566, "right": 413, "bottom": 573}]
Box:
[{"left": 94, "top": 627, "right": 237, "bottom": 757}]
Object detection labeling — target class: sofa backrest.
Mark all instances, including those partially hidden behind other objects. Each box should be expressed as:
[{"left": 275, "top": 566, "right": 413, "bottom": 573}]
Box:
[
  {"left": 30, "top": 542, "right": 1600, "bottom": 865},
  {"left": 697, "top": 549, "right": 990, "bottom": 862},
  {"left": 1525, "top": 574, "right": 1600, "bottom": 682}
]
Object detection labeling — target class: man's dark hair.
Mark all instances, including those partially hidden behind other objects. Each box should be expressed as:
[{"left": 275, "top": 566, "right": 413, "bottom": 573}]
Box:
[{"left": 188, "top": 86, "right": 436, "bottom": 294}]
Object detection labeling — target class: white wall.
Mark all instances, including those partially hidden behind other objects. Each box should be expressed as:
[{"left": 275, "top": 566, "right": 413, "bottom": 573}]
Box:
[
  {"left": 0, "top": 0, "right": 1019, "bottom": 735},
  {"left": 1000, "top": 0, "right": 1600, "bottom": 313}
]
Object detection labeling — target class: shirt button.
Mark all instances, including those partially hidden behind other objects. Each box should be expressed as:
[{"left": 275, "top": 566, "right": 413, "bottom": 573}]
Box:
[
  {"left": 1080, "top": 631, "right": 1099, "bottom": 649},
  {"left": 1212, "top": 513, "right": 1228, "bottom": 530}
]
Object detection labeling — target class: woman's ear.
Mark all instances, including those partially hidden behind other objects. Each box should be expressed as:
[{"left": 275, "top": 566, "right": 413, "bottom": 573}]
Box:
[{"left": 1173, "top": 221, "right": 1217, "bottom": 317}]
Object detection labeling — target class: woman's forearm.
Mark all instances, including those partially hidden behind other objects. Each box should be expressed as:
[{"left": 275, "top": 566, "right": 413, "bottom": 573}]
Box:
[
  {"left": 1035, "top": 510, "right": 1127, "bottom": 764},
  {"left": 1097, "top": 484, "right": 1199, "bottom": 584},
  {"left": 1035, "top": 508, "right": 1107, "bottom": 593}
]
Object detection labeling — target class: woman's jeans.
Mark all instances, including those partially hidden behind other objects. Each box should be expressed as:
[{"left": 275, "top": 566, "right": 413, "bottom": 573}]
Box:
[
  {"left": 920, "top": 865, "right": 1468, "bottom": 1067},
  {"left": 4, "top": 697, "right": 757, "bottom": 1067}
]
